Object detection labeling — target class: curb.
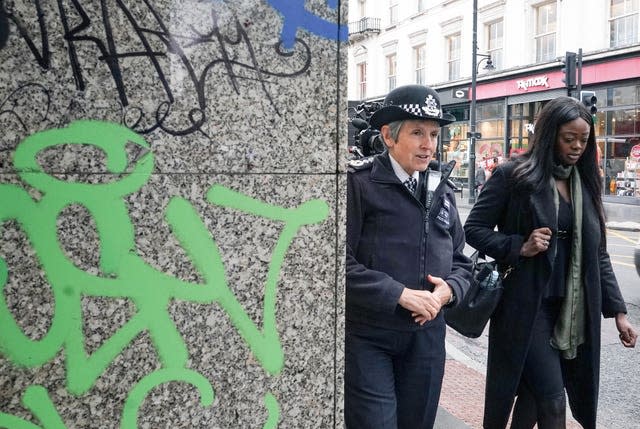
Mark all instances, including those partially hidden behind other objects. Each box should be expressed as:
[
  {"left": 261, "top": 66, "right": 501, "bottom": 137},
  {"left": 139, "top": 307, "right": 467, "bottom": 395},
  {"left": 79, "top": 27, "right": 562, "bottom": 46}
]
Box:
[{"left": 606, "top": 221, "right": 640, "bottom": 232}]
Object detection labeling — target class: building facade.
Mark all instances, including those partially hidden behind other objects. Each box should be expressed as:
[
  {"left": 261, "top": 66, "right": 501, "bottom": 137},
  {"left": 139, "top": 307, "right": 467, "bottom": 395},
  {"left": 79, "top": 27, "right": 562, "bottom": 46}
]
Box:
[{"left": 348, "top": 0, "right": 640, "bottom": 203}]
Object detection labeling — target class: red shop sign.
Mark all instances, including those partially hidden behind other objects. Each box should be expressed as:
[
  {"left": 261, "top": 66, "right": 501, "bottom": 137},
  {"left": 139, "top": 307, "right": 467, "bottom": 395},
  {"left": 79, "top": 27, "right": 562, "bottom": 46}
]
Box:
[{"left": 632, "top": 144, "right": 640, "bottom": 159}]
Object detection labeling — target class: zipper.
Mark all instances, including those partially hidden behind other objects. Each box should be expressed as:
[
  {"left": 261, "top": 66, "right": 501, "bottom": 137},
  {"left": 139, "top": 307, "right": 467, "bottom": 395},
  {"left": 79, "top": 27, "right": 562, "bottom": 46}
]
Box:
[{"left": 420, "top": 206, "right": 429, "bottom": 290}]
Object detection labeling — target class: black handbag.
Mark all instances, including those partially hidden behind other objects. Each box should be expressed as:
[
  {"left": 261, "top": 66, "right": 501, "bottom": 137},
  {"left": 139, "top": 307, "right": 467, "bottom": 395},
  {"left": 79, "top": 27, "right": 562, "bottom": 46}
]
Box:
[{"left": 444, "top": 251, "right": 506, "bottom": 338}]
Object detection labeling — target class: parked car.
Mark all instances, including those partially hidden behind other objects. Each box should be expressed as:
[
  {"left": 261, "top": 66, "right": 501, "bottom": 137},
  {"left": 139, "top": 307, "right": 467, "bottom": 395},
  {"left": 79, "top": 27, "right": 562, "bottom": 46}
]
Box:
[{"left": 635, "top": 236, "right": 640, "bottom": 278}]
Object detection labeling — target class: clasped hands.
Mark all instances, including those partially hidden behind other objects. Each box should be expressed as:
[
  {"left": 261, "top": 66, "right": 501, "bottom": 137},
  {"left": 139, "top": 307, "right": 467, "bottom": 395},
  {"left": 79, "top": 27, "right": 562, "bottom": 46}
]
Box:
[{"left": 398, "top": 274, "right": 453, "bottom": 325}]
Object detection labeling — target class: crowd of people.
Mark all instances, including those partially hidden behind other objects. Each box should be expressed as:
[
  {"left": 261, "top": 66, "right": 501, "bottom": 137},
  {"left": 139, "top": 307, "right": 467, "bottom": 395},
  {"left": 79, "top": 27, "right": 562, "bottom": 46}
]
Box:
[{"left": 346, "top": 85, "right": 637, "bottom": 429}]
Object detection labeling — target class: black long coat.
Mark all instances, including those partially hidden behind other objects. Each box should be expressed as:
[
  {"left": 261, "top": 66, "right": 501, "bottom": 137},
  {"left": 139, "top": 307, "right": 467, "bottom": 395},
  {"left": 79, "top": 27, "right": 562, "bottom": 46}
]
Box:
[{"left": 464, "top": 161, "right": 628, "bottom": 429}]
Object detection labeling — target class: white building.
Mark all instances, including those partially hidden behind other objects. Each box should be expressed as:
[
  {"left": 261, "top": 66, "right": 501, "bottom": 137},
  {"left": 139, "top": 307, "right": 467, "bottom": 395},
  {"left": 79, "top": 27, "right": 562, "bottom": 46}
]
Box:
[{"left": 347, "top": 0, "right": 640, "bottom": 201}]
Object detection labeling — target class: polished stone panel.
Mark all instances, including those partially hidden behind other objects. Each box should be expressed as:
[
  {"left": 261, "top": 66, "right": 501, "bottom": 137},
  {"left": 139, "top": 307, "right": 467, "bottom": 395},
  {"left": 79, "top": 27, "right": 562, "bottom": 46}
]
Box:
[{"left": 0, "top": 0, "right": 345, "bottom": 427}]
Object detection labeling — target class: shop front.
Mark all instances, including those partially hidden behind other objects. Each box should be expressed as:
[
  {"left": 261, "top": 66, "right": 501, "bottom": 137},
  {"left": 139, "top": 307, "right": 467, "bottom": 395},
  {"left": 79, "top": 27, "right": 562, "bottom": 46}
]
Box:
[
  {"left": 441, "top": 101, "right": 506, "bottom": 180},
  {"left": 592, "top": 84, "right": 640, "bottom": 199},
  {"left": 440, "top": 55, "right": 640, "bottom": 202}
]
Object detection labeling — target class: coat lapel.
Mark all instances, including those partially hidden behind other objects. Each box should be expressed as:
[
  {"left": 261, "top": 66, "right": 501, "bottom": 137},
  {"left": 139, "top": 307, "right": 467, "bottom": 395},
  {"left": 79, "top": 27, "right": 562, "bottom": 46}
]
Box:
[
  {"left": 581, "top": 182, "right": 601, "bottom": 258},
  {"left": 530, "top": 184, "right": 557, "bottom": 266}
]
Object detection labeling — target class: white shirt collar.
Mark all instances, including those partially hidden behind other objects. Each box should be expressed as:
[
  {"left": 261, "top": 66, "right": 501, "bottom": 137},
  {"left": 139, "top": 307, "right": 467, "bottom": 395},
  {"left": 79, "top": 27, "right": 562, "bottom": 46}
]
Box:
[{"left": 388, "top": 153, "right": 419, "bottom": 184}]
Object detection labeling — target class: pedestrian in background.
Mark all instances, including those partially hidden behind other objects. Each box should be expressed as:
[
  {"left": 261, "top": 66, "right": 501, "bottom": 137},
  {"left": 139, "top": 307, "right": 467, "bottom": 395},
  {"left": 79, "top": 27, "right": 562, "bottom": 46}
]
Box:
[
  {"left": 345, "top": 85, "right": 472, "bottom": 429},
  {"left": 464, "top": 96, "right": 637, "bottom": 429},
  {"left": 475, "top": 164, "right": 486, "bottom": 194},
  {"left": 487, "top": 156, "right": 499, "bottom": 175}
]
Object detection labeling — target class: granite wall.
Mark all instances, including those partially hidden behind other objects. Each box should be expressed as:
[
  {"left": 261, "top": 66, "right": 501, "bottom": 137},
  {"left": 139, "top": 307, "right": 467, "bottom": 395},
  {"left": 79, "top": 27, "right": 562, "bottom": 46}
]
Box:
[{"left": 0, "top": 1, "right": 346, "bottom": 427}]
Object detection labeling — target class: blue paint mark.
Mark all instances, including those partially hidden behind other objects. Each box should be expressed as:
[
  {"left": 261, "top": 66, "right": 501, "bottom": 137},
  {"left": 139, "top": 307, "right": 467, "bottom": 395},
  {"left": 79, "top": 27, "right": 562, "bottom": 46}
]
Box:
[{"left": 266, "top": 0, "right": 346, "bottom": 50}]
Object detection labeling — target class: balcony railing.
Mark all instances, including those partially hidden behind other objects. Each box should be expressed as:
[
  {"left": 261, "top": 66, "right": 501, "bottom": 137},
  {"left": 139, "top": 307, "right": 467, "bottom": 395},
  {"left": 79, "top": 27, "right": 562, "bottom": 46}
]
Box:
[{"left": 348, "top": 17, "right": 381, "bottom": 38}]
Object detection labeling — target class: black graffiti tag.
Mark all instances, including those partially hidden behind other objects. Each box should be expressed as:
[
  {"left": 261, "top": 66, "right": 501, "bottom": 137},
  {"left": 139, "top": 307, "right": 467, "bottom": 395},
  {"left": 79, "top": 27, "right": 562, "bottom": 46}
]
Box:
[{"left": 3, "top": 0, "right": 311, "bottom": 136}]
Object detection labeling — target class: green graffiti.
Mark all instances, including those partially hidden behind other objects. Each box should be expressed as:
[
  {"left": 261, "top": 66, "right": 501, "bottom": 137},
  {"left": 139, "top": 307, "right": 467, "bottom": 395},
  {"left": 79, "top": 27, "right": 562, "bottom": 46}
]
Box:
[
  {"left": 121, "top": 368, "right": 214, "bottom": 428},
  {"left": 0, "top": 385, "right": 66, "bottom": 429},
  {"left": 263, "top": 392, "right": 280, "bottom": 429},
  {"left": 0, "top": 120, "right": 329, "bottom": 427}
]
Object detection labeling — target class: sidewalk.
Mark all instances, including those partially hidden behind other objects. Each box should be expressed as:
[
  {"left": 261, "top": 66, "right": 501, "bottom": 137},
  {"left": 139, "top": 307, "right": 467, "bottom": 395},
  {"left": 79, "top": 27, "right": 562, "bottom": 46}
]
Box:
[
  {"left": 434, "top": 354, "right": 481, "bottom": 428},
  {"left": 435, "top": 340, "right": 584, "bottom": 429}
]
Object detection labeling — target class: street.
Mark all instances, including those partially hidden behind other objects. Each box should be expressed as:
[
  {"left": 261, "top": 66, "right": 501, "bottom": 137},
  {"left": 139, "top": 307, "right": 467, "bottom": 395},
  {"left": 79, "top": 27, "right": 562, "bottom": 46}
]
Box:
[
  {"left": 445, "top": 205, "right": 640, "bottom": 429},
  {"left": 596, "top": 226, "right": 640, "bottom": 429}
]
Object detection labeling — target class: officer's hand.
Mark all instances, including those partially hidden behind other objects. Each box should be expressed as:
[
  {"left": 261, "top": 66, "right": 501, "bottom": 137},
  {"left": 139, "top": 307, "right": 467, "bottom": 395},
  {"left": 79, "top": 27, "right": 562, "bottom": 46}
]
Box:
[
  {"left": 428, "top": 275, "right": 453, "bottom": 307},
  {"left": 411, "top": 275, "right": 453, "bottom": 325},
  {"left": 399, "top": 288, "right": 441, "bottom": 325}
]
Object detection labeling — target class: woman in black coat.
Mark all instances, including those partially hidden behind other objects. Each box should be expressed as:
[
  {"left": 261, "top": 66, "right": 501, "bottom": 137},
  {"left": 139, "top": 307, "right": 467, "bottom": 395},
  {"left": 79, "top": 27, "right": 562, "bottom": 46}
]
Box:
[{"left": 464, "top": 96, "right": 637, "bottom": 429}]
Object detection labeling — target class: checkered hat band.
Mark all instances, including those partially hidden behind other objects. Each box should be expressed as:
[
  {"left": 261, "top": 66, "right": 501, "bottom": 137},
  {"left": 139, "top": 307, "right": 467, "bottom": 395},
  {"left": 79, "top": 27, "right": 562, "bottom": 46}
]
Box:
[
  {"left": 400, "top": 104, "right": 422, "bottom": 115},
  {"left": 399, "top": 104, "right": 439, "bottom": 118}
]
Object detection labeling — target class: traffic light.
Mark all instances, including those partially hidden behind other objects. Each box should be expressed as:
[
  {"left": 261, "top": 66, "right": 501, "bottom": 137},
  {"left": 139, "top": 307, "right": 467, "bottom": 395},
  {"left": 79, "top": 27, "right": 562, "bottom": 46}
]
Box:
[
  {"left": 561, "top": 51, "right": 577, "bottom": 89},
  {"left": 580, "top": 90, "right": 597, "bottom": 115}
]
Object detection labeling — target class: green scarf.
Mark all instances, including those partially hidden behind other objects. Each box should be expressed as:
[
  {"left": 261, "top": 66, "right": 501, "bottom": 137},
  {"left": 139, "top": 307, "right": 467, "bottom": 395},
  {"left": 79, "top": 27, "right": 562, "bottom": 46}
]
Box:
[{"left": 550, "top": 166, "right": 586, "bottom": 359}]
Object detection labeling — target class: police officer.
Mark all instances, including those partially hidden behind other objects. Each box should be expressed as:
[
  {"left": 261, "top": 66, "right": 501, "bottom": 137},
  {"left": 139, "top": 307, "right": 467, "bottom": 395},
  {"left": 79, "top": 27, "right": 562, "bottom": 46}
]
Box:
[{"left": 345, "top": 84, "right": 472, "bottom": 429}]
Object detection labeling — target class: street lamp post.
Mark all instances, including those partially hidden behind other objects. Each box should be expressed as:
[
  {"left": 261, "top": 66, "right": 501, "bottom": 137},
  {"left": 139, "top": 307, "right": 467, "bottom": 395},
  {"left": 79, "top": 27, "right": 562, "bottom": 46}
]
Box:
[
  {"left": 468, "top": 0, "right": 480, "bottom": 204},
  {"left": 467, "top": 0, "right": 493, "bottom": 204}
]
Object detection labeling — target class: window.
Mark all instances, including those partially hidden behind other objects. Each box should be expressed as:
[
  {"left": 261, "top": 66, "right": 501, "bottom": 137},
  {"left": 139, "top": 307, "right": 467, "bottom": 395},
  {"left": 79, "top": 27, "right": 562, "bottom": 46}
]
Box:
[
  {"left": 357, "top": 62, "right": 367, "bottom": 99},
  {"left": 580, "top": 84, "right": 640, "bottom": 197},
  {"left": 476, "top": 102, "right": 505, "bottom": 164},
  {"left": 610, "top": 0, "right": 639, "bottom": 47},
  {"left": 534, "top": 3, "right": 556, "bottom": 62},
  {"left": 443, "top": 119, "right": 470, "bottom": 178},
  {"left": 612, "top": 84, "right": 640, "bottom": 106},
  {"left": 486, "top": 20, "right": 503, "bottom": 70},
  {"left": 508, "top": 102, "right": 544, "bottom": 157},
  {"left": 413, "top": 44, "right": 426, "bottom": 85},
  {"left": 389, "top": 0, "right": 399, "bottom": 25},
  {"left": 610, "top": 108, "right": 640, "bottom": 135},
  {"left": 447, "top": 33, "right": 461, "bottom": 80},
  {"left": 386, "top": 54, "right": 397, "bottom": 91},
  {"left": 358, "top": 0, "right": 366, "bottom": 18}
]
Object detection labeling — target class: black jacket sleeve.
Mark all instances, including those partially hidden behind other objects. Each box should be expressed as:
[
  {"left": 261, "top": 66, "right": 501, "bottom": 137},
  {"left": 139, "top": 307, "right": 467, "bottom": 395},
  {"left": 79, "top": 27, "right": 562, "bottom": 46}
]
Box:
[
  {"left": 598, "top": 245, "right": 628, "bottom": 317},
  {"left": 464, "top": 165, "right": 524, "bottom": 267}
]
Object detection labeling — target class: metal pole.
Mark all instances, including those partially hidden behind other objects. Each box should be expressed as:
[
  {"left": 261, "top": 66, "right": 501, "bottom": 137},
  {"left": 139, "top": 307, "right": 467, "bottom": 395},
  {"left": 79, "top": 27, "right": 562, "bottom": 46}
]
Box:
[
  {"left": 577, "top": 48, "right": 583, "bottom": 97},
  {"left": 603, "top": 138, "right": 608, "bottom": 195},
  {"left": 468, "top": 0, "right": 478, "bottom": 204}
]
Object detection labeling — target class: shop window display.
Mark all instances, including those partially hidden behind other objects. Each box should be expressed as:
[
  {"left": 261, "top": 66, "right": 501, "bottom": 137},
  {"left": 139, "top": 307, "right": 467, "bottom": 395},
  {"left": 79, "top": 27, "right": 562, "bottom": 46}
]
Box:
[
  {"left": 444, "top": 124, "right": 469, "bottom": 178},
  {"left": 598, "top": 84, "right": 640, "bottom": 198},
  {"left": 602, "top": 137, "right": 640, "bottom": 197}
]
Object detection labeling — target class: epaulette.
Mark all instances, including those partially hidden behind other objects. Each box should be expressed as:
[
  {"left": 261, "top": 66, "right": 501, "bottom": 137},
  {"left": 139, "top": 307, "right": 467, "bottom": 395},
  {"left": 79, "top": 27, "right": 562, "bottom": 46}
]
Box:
[{"left": 347, "top": 156, "right": 375, "bottom": 172}]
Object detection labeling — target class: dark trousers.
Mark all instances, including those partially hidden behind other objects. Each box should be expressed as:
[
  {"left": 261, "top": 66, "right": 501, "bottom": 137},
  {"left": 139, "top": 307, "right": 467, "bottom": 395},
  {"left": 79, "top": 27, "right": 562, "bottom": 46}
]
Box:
[
  {"left": 345, "top": 318, "right": 446, "bottom": 429},
  {"left": 511, "top": 299, "right": 567, "bottom": 429}
]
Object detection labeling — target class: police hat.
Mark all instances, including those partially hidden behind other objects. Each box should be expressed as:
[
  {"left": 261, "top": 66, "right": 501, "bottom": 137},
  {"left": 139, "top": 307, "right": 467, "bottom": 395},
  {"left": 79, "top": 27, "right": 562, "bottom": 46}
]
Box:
[{"left": 369, "top": 84, "right": 453, "bottom": 130}]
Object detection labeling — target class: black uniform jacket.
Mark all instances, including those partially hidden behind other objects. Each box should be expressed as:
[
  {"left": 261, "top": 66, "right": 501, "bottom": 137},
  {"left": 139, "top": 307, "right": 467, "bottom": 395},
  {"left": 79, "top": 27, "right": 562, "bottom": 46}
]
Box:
[
  {"left": 346, "top": 152, "right": 472, "bottom": 331},
  {"left": 464, "top": 161, "right": 628, "bottom": 429}
]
